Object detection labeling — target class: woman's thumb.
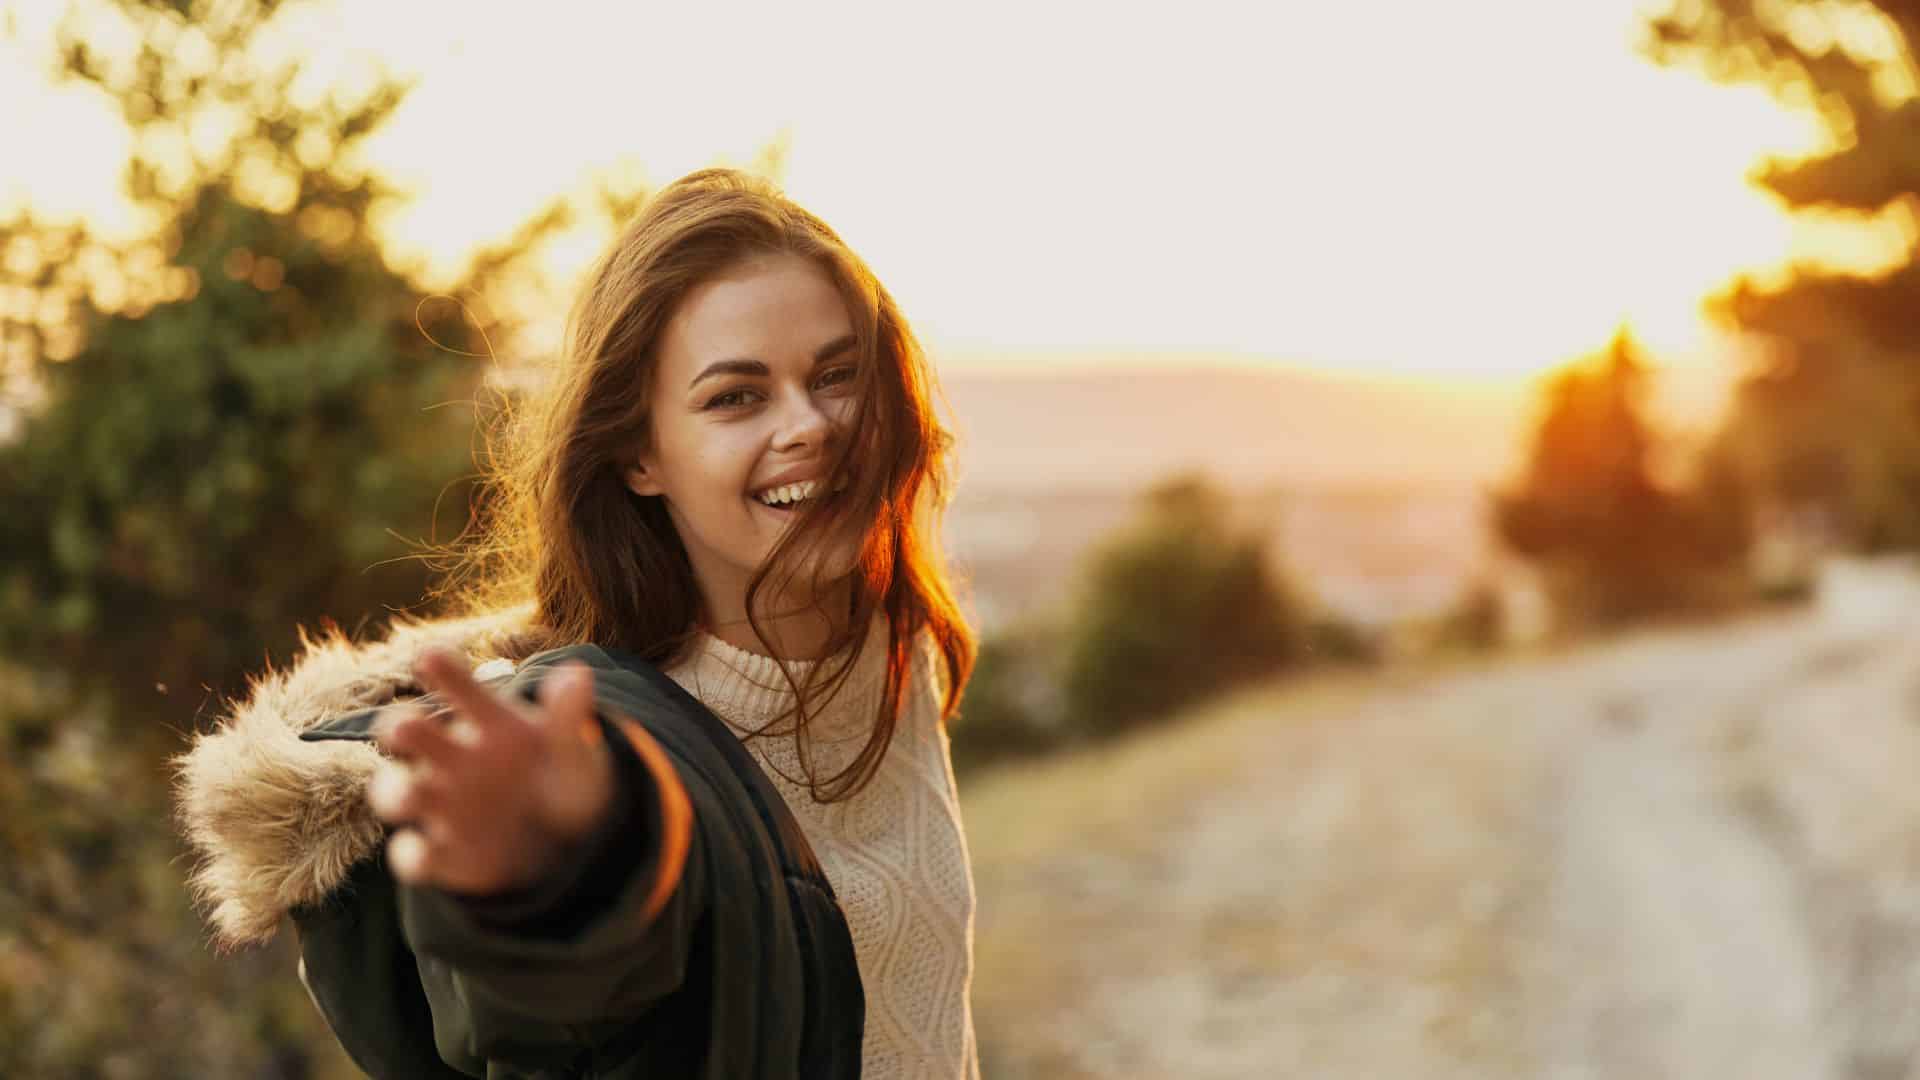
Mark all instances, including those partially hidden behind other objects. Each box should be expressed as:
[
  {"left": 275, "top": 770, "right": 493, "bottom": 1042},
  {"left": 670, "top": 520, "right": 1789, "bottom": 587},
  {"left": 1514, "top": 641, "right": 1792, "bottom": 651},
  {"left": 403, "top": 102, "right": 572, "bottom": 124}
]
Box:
[
  {"left": 532, "top": 662, "right": 612, "bottom": 836},
  {"left": 536, "top": 661, "right": 597, "bottom": 730}
]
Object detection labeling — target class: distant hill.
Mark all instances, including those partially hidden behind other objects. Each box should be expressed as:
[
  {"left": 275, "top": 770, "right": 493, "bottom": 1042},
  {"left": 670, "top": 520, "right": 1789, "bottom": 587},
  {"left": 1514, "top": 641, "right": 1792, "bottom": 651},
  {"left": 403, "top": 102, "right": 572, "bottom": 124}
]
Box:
[{"left": 933, "top": 362, "right": 1535, "bottom": 495}]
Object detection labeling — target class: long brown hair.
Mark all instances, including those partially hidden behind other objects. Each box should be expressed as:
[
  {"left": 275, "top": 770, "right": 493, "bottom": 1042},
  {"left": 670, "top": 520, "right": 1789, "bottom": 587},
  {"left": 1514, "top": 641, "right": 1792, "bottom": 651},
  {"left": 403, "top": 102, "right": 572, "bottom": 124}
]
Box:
[{"left": 443, "top": 167, "right": 974, "bottom": 802}]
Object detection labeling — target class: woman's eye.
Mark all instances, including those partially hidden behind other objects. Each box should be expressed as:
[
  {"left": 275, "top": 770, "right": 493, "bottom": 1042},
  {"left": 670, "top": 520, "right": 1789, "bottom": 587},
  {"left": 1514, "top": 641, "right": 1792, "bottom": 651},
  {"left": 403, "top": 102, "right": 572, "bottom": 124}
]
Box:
[
  {"left": 706, "top": 389, "right": 756, "bottom": 410},
  {"left": 817, "top": 365, "right": 856, "bottom": 389}
]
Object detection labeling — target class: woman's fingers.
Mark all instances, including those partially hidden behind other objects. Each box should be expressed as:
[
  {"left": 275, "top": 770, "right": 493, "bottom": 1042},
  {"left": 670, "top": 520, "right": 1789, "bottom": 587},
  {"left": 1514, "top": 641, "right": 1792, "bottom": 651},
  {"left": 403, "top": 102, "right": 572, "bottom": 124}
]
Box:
[
  {"left": 366, "top": 762, "right": 408, "bottom": 821},
  {"left": 413, "top": 648, "right": 528, "bottom": 738},
  {"left": 370, "top": 760, "right": 460, "bottom": 888},
  {"left": 386, "top": 828, "right": 436, "bottom": 885},
  {"left": 376, "top": 702, "right": 466, "bottom": 763},
  {"left": 530, "top": 662, "right": 612, "bottom": 838},
  {"left": 367, "top": 760, "right": 447, "bottom": 822},
  {"left": 363, "top": 652, "right": 615, "bottom": 893},
  {"left": 535, "top": 661, "right": 597, "bottom": 737}
]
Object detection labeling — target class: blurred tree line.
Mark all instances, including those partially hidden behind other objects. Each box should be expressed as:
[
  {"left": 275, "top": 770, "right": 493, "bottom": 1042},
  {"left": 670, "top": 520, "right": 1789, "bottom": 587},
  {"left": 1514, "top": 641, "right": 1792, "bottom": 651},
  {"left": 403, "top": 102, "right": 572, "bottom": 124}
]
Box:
[
  {"left": 0, "top": 0, "right": 596, "bottom": 1073},
  {"left": 1645, "top": 0, "right": 1920, "bottom": 553}
]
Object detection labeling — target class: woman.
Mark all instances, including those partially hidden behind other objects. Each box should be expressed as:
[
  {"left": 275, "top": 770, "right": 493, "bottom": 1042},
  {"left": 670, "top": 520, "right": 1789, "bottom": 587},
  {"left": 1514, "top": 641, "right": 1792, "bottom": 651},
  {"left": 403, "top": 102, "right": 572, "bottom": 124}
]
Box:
[{"left": 173, "top": 167, "right": 981, "bottom": 1079}]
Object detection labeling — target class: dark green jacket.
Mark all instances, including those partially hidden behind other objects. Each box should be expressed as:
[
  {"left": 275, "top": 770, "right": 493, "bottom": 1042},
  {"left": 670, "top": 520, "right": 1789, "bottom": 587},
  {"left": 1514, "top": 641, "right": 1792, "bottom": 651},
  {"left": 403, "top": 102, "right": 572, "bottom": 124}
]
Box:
[{"left": 289, "top": 644, "right": 864, "bottom": 1078}]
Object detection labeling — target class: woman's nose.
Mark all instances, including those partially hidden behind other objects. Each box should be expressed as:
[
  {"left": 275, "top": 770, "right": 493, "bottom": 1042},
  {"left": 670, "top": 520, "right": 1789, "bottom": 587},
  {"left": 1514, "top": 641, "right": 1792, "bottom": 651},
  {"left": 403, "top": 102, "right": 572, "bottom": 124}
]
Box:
[{"left": 773, "top": 389, "right": 835, "bottom": 450}]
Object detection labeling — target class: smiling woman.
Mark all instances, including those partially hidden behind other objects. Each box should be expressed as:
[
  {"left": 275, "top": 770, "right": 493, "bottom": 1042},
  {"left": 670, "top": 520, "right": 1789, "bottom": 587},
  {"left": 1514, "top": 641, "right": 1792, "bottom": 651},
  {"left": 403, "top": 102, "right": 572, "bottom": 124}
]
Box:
[
  {"left": 624, "top": 269, "right": 872, "bottom": 640},
  {"left": 174, "top": 168, "right": 984, "bottom": 1080}
]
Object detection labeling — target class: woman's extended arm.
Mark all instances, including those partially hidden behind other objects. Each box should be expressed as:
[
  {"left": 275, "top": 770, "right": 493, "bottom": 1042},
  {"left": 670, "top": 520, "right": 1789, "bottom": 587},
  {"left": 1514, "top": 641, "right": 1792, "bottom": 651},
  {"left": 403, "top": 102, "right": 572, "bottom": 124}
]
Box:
[{"left": 296, "top": 650, "right": 703, "bottom": 1073}]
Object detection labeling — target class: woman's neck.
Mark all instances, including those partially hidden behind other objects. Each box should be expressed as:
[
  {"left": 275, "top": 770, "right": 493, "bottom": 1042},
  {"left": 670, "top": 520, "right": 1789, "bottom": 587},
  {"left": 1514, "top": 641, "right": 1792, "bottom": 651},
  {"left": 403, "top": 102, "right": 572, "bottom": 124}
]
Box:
[{"left": 700, "top": 581, "right": 856, "bottom": 661}]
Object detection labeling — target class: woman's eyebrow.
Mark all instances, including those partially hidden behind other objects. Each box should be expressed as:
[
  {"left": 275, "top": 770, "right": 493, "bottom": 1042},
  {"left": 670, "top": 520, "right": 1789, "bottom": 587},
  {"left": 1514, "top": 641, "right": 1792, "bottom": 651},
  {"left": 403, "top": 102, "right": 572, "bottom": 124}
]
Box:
[
  {"left": 686, "top": 358, "right": 765, "bottom": 389},
  {"left": 812, "top": 333, "right": 858, "bottom": 362},
  {"left": 687, "top": 333, "right": 858, "bottom": 391}
]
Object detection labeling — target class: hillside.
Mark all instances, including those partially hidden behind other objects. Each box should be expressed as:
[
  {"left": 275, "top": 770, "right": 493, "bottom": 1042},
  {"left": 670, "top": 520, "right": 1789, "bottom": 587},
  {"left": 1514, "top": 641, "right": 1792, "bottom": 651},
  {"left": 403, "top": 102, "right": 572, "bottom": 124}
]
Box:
[{"left": 934, "top": 363, "right": 1535, "bottom": 495}]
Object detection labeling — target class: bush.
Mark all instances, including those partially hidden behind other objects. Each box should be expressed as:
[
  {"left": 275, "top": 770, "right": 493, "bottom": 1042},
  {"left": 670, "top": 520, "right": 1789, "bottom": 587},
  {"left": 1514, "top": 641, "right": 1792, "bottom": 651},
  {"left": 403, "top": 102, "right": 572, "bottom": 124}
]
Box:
[
  {"left": 1430, "top": 577, "right": 1505, "bottom": 654},
  {"left": 0, "top": 664, "right": 353, "bottom": 1079},
  {"left": 949, "top": 620, "right": 1074, "bottom": 774},
  {"left": 1301, "top": 612, "right": 1385, "bottom": 666},
  {"left": 1057, "top": 474, "right": 1305, "bottom": 739}
]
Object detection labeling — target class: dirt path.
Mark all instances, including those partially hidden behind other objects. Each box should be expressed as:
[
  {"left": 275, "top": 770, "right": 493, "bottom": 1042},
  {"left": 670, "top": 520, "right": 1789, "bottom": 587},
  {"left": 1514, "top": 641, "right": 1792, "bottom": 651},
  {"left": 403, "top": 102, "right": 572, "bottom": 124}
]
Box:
[
  {"left": 1534, "top": 635, "right": 1836, "bottom": 1078},
  {"left": 1529, "top": 558, "right": 1920, "bottom": 1080},
  {"left": 967, "top": 558, "right": 1920, "bottom": 1078}
]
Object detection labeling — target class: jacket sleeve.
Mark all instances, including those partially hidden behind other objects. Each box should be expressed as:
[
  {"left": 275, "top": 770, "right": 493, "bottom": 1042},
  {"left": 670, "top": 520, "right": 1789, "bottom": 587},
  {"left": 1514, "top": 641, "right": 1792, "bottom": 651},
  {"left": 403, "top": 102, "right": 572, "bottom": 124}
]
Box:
[{"left": 389, "top": 675, "right": 704, "bottom": 1069}]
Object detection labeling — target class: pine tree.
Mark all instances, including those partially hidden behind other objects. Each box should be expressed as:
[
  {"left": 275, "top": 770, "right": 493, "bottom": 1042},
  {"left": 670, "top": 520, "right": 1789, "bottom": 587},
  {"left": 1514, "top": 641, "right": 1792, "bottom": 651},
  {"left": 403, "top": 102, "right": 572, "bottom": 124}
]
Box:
[{"left": 1494, "top": 331, "right": 1753, "bottom": 627}]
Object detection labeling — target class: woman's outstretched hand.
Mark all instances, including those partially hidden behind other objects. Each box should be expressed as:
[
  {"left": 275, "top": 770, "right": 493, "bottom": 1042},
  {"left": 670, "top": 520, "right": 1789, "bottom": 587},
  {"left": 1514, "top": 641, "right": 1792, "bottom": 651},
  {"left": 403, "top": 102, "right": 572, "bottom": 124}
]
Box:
[{"left": 366, "top": 649, "right": 616, "bottom": 896}]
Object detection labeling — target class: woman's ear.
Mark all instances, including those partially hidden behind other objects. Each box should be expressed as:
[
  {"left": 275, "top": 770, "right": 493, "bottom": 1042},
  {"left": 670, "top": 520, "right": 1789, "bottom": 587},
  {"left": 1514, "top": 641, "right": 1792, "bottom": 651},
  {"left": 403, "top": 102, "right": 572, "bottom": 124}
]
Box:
[{"left": 623, "top": 460, "right": 665, "bottom": 498}]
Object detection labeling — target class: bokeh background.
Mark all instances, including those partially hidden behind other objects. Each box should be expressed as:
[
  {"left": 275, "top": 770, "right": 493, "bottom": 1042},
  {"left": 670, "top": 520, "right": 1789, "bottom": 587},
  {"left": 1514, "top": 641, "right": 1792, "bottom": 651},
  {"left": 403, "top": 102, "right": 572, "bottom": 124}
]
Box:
[{"left": 5, "top": 0, "right": 1920, "bottom": 1076}]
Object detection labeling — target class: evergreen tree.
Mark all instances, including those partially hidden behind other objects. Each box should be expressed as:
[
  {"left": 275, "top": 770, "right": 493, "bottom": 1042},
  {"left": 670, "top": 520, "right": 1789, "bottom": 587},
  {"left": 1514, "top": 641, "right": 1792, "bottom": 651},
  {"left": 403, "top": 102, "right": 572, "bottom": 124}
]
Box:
[{"left": 1494, "top": 331, "right": 1753, "bottom": 627}]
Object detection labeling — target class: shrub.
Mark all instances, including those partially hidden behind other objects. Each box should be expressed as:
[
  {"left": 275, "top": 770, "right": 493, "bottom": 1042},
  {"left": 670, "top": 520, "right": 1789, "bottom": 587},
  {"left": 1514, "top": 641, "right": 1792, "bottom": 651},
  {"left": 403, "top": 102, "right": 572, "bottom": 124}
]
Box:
[
  {"left": 1057, "top": 474, "right": 1305, "bottom": 738},
  {"left": 949, "top": 619, "right": 1074, "bottom": 774},
  {"left": 1301, "top": 611, "right": 1385, "bottom": 665}
]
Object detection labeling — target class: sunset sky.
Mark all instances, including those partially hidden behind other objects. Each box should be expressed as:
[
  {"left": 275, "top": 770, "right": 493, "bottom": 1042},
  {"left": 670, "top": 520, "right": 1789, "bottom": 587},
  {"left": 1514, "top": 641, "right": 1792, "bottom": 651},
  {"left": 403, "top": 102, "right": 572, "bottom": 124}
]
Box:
[{"left": 2, "top": 0, "right": 1909, "bottom": 383}]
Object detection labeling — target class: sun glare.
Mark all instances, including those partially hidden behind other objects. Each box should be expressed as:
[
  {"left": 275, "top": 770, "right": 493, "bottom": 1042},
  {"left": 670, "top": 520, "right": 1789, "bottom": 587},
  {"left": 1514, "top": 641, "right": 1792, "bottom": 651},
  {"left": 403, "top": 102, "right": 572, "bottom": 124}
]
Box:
[{"left": 0, "top": 0, "right": 1892, "bottom": 384}]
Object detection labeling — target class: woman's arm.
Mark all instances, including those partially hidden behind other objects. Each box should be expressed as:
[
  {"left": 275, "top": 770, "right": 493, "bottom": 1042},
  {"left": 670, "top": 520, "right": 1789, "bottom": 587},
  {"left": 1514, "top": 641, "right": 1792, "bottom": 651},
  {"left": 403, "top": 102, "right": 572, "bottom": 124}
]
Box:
[{"left": 307, "top": 645, "right": 706, "bottom": 1068}]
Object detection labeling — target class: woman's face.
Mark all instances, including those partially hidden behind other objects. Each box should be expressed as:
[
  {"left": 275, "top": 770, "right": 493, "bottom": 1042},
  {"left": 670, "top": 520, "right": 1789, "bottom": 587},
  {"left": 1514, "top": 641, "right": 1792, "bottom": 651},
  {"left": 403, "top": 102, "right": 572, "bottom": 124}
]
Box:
[{"left": 625, "top": 253, "right": 866, "bottom": 625}]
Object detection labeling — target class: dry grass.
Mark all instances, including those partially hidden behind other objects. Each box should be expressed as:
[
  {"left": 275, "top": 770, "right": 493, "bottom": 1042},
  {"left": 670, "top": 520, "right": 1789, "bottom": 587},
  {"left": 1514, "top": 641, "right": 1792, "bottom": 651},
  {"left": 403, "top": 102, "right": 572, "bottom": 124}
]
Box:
[{"left": 960, "top": 657, "right": 1553, "bottom": 1078}]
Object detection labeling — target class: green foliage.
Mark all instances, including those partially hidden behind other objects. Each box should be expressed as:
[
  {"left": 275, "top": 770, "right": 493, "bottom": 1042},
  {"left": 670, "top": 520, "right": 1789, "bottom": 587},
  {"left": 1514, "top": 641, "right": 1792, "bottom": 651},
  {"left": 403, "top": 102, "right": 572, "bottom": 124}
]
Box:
[
  {"left": 0, "top": 664, "right": 357, "bottom": 1079},
  {"left": 1708, "top": 334, "right": 1920, "bottom": 553},
  {"left": 1300, "top": 612, "right": 1383, "bottom": 666},
  {"left": 1058, "top": 474, "right": 1305, "bottom": 738},
  {"left": 0, "top": 1, "right": 575, "bottom": 1073},
  {"left": 0, "top": 0, "right": 516, "bottom": 714},
  {"left": 1642, "top": 1, "right": 1920, "bottom": 217},
  {"left": 1493, "top": 331, "right": 1755, "bottom": 627},
  {"left": 952, "top": 476, "right": 1319, "bottom": 777},
  {"left": 1431, "top": 577, "right": 1505, "bottom": 654},
  {"left": 1643, "top": 0, "right": 1920, "bottom": 553},
  {"left": 949, "top": 618, "right": 1074, "bottom": 774},
  {"left": 0, "top": 185, "right": 485, "bottom": 716}
]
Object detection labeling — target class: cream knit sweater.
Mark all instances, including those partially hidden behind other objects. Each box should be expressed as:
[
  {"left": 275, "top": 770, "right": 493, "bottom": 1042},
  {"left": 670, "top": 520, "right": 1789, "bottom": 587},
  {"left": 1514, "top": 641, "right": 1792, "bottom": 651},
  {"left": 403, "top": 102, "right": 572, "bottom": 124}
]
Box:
[{"left": 662, "top": 615, "right": 981, "bottom": 1080}]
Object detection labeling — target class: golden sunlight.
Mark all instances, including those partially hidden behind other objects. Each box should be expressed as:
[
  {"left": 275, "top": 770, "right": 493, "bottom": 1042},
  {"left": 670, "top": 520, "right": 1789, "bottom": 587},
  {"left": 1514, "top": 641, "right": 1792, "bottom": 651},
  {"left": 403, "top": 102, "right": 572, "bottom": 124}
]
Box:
[{"left": 0, "top": 0, "right": 1889, "bottom": 381}]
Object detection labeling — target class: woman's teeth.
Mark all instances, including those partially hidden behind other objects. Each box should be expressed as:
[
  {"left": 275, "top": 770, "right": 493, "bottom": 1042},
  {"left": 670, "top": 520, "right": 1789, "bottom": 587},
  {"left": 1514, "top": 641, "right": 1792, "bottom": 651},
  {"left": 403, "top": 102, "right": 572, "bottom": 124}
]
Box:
[
  {"left": 754, "top": 475, "right": 849, "bottom": 508},
  {"left": 758, "top": 481, "right": 815, "bottom": 507}
]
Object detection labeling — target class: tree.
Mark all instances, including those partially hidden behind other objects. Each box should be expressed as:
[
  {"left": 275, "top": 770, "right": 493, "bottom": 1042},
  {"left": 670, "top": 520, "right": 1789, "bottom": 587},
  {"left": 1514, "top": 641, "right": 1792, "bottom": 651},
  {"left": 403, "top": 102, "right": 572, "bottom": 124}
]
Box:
[
  {"left": 0, "top": 0, "right": 598, "bottom": 727},
  {"left": 1643, "top": 0, "right": 1920, "bottom": 551},
  {"left": 1493, "top": 330, "right": 1753, "bottom": 627},
  {"left": 0, "top": 2, "right": 579, "bottom": 1073}
]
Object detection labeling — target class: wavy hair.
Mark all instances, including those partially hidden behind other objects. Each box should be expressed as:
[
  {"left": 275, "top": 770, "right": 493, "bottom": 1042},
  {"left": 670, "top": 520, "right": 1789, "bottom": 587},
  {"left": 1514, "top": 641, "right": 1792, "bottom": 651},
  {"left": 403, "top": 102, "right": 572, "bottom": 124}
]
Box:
[{"left": 440, "top": 168, "right": 974, "bottom": 802}]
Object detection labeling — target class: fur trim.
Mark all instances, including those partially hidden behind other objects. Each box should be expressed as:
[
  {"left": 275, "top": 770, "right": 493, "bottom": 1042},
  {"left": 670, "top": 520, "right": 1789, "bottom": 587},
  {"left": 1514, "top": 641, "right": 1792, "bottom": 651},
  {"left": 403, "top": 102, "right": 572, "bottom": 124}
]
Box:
[{"left": 172, "top": 603, "right": 540, "bottom": 950}]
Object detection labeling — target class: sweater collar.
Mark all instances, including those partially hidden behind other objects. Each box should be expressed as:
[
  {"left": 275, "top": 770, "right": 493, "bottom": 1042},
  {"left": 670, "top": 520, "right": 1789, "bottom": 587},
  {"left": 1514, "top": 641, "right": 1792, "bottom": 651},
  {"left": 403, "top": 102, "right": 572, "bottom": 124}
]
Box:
[{"left": 664, "top": 613, "right": 891, "bottom": 743}]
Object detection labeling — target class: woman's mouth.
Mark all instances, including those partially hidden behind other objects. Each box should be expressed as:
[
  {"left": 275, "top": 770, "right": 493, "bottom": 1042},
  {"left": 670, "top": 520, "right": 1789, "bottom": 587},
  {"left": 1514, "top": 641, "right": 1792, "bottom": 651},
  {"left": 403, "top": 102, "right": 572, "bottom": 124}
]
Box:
[{"left": 751, "top": 474, "right": 849, "bottom": 515}]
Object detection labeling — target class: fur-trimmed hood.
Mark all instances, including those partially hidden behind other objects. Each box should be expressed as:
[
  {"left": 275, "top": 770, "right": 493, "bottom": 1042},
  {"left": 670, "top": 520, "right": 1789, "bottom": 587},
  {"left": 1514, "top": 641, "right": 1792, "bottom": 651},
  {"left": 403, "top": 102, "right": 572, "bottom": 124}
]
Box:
[{"left": 171, "top": 604, "right": 542, "bottom": 951}]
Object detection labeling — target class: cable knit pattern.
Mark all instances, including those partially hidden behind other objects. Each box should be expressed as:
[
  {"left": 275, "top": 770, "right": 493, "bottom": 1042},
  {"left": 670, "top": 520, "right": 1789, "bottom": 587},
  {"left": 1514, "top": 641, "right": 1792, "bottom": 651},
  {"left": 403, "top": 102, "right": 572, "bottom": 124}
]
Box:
[{"left": 663, "top": 616, "right": 980, "bottom": 1080}]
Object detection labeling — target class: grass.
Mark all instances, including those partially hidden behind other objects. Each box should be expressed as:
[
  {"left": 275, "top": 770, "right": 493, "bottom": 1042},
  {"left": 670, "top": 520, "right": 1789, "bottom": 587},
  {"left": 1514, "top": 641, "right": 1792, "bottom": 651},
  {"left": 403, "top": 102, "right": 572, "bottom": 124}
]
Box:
[{"left": 958, "top": 655, "right": 1550, "bottom": 1078}]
